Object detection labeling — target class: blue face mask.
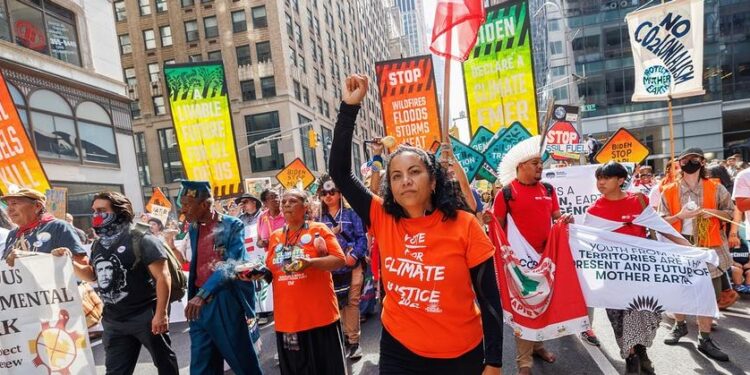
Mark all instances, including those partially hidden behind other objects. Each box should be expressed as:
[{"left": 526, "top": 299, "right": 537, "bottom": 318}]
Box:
[{"left": 91, "top": 212, "right": 117, "bottom": 228}]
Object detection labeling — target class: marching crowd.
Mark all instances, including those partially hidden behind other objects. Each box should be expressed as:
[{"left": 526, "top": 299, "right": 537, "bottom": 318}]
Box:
[{"left": 1, "top": 74, "right": 749, "bottom": 375}]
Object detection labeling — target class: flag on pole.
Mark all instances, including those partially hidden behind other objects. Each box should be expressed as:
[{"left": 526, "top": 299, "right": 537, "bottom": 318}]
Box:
[{"left": 429, "top": 0, "right": 486, "bottom": 61}]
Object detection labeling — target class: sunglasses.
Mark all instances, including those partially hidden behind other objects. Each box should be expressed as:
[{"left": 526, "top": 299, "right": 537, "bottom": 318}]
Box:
[{"left": 320, "top": 190, "right": 339, "bottom": 197}]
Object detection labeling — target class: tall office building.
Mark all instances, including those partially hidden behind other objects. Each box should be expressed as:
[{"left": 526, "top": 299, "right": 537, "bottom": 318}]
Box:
[
  {"left": 115, "top": 0, "right": 391, "bottom": 203},
  {"left": 0, "top": 0, "right": 143, "bottom": 226},
  {"left": 562, "top": 0, "right": 750, "bottom": 169},
  {"left": 395, "top": 0, "right": 427, "bottom": 56}
]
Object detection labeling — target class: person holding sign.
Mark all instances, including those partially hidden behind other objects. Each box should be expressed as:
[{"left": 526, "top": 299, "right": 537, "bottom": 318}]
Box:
[
  {"left": 659, "top": 148, "right": 733, "bottom": 362},
  {"left": 492, "top": 136, "right": 573, "bottom": 374},
  {"left": 330, "top": 74, "right": 503, "bottom": 375},
  {"left": 179, "top": 180, "right": 262, "bottom": 375}
]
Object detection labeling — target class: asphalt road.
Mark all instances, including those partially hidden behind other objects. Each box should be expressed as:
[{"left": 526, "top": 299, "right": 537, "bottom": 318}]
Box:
[{"left": 93, "top": 296, "right": 750, "bottom": 374}]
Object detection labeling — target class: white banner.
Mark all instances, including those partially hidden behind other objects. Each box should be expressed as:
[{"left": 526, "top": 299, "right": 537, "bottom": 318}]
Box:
[
  {"left": 569, "top": 224, "right": 719, "bottom": 317},
  {"left": 0, "top": 253, "right": 96, "bottom": 374},
  {"left": 626, "top": 0, "right": 705, "bottom": 101},
  {"left": 542, "top": 164, "right": 638, "bottom": 224}
]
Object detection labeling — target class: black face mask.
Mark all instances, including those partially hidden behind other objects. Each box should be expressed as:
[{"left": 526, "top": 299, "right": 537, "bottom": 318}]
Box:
[{"left": 681, "top": 160, "right": 702, "bottom": 174}]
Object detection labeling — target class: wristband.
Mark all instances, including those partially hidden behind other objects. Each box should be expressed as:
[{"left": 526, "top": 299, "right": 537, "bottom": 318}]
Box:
[{"left": 196, "top": 288, "right": 210, "bottom": 300}]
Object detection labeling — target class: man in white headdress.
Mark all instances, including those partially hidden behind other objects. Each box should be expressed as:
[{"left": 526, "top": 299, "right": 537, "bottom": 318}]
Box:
[{"left": 492, "top": 136, "right": 573, "bottom": 375}]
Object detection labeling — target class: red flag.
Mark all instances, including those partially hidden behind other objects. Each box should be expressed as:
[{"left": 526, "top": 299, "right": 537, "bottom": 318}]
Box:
[{"left": 429, "top": 0, "right": 486, "bottom": 61}]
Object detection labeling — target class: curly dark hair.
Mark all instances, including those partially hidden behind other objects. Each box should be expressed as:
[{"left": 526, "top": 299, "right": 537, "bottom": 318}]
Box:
[
  {"left": 381, "top": 146, "right": 469, "bottom": 221},
  {"left": 91, "top": 191, "right": 134, "bottom": 224}
]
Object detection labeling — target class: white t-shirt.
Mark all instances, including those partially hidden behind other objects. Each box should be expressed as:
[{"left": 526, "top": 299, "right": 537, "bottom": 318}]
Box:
[{"left": 732, "top": 168, "right": 750, "bottom": 240}]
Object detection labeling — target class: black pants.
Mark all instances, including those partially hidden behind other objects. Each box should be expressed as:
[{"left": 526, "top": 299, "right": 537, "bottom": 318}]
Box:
[
  {"left": 379, "top": 328, "right": 484, "bottom": 375},
  {"left": 276, "top": 320, "right": 347, "bottom": 375},
  {"left": 102, "top": 307, "right": 179, "bottom": 375}
]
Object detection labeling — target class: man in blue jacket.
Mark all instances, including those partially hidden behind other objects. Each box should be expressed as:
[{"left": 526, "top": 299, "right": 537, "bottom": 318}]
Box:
[{"left": 179, "top": 180, "right": 261, "bottom": 375}]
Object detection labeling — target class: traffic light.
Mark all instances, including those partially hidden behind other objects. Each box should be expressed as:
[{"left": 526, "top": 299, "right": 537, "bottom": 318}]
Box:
[{"left": 308, "top": 129, "right": 318, "bottom": 148}]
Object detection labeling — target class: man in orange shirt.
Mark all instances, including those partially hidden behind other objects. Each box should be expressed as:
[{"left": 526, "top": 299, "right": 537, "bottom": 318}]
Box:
[{"left": 493, "top": 136, "right": 573, "bottom": 375}]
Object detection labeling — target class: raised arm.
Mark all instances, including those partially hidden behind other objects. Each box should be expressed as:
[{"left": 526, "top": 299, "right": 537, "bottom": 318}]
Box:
[{"left": 329, "top": 74, "right": 374, "bottom": 227}]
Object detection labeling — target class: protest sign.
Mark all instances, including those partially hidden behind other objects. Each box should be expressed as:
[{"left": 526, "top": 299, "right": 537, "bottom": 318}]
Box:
[
  {"left": 45, "top": 187, "right": 67, "bottom": 220},
  {"left": 483, "top": 122, "right": 532, "bottom": 169},
  {"left": 146, "top": 187, "right": 172, "bottom": 213},
  {"left": 436, "top": 136, "right": 485, "bottom": 182},
  {"left": 544, "top": 105, "right": 583, "bottom": 161},
  {"left": 276, "top": 158, "right": 315, "bottom": 190},
  {"left": 0, "top": 254, "right": 96, "bottom": 375},
  {"left": 244, "top": 177, "right": 271, "bottom": 198},
  {"left": 164, "top": 62, "right": 243, "bottom": 198},
  {"left": 376, "top": 55, "right": 441, "bottom": 149},
  {"left": 150, "top": 204, "right": 170, "bottom": 225},
  {"left": 468, "top": 127, "right": 498, "bottom": 182},
  {"left": 570, "top": 224, "right": 719, "bottom": 317},
  {"left": 594, "top": 128, "right": 651, "bottom": 164},
  {"left": 0, "top": 71, "right": 50, "bottom": 194},
  {"left": 626, "top": 0, "right": 704, "bottom": 101},
  {"left": 463, "top": 0, "right": 539, "bottom": 135}
]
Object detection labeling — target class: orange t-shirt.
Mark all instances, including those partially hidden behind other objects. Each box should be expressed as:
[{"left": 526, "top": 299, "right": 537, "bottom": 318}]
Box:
[
  {"left": 369, "top": 197, "right": 495, "bottom": 358},
  {"left": 266, "top": 221, "right": 345, "bottom": 333}
]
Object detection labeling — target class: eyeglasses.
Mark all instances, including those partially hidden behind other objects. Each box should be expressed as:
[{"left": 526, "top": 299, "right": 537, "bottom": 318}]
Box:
[
  {"left": 320, "top": 190, "right": 339, "bottom": 197},
  {"left": 641, "top": 174, "right": 653, "bottom": 177}
]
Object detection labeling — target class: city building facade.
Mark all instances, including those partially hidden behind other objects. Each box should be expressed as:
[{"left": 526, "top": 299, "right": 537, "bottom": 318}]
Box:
[
  {"left": 0, "top": 0, "right": 142, "bottom": 227},
  {"left": 394, "top": 0, "right": 427, "bottom": 56},
  {"left": 116, "top": 0, "right": 390, "bottom": 204}
]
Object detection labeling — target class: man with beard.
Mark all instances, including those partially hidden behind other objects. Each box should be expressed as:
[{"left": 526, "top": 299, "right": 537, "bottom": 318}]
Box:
[
  {"left": 77, "top": 191, "right": 178, "bottom": 375},
  {"left": 180, "top": 181, "right": 262, "bottom": 375},
  {"left": 660, "top": 148, "right": 733, "bottom": 362},
  {"left": 493, "top": 136, "right": 573, "bottom": 375}
]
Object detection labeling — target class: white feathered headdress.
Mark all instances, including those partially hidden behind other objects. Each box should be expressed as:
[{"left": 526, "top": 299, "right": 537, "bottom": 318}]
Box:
[{"left": 498, "top": 135, "right": 543, "bottom": 185}]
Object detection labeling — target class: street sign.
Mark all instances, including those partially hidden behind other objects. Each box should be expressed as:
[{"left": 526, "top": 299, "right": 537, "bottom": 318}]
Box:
[
  {"left": 275, "top": 158, "right": 316, "bottom": 190},
  {"left": 594, "top": 128, "right": 651, "bottom": 164},
  {"left": 436, "top": 136, "right": 486, "bottom": 182},
  {"left": 545, "top": 121, "right": 584, "bottom": 161}
]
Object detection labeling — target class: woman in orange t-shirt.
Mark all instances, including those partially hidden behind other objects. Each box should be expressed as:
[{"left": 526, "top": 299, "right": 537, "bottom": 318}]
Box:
[
  {"left": 251, "top": 189, "right": 347, "bottom": 374},
  {"left": 329, "top": 74, "right": 504, "bottom": 374}
]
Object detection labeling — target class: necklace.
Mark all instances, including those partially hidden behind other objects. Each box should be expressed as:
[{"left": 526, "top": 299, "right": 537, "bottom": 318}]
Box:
[{"left": 284, "top": 223, "right": 306, "bottom": 247}]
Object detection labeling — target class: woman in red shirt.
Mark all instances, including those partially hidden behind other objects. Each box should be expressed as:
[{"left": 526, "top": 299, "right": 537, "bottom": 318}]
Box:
[{"left": 585, "top": 162, "right": 654, "bottom": 375}]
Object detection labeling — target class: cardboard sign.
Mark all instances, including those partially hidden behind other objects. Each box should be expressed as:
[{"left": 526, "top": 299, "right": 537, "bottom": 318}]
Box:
[
  {"left": 545, "top": 122, "right": 583, "bottom": 161},
  {"left": 244, "top": 177, "right": 271, "bottom": 197},
  {"left": 483, "top": 122, "right": 532, "bottom": 169},
  {"left": 45, "top": 187, "right": 67, "bottom": 220},
  {"left": 376, "top": 55, "right": 442, "bottom": 149},
  {"left": 0, "top": 71, "right": 50, "bottom": 194},
  {"left": 276, "top": 158, "right": 315, "bottom": 190},
  {"left": 436, "top": 136, "right": 486, "bottom": 182},
  {"left": 146, "top": 187, "right": 172, "bottom": 213},
  {"left": 594, "top": 128, "right": 651, "bottom": 164},
  {"left": 150, "top": 204, "right": 170, "bottom": 225}
]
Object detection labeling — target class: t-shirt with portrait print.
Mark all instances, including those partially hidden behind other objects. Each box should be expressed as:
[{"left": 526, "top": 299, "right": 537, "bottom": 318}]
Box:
[
  {"left": 266, "top": 221, "right": 345, "bottom": 333},
  {"left": 368, "top": 197, "right": 495, "bottom": 359},
  {"left": 91, "top": 231, "right": 168, "bottom": 321}
]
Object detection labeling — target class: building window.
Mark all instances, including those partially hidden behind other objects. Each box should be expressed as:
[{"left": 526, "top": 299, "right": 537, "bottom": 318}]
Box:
[
  {"left": 289, "top": 46, "right": 297, "bottom": 66},
  {"left": 241, "top": 80, "right": 256, "bottom": 101},
  {"left": 299, "top": 54, "right": 306, "bottom": 73},
  {"left": 77, "top": 102, "right": 118, "bottom": 164},
  {"left": 323, "top": 101, "right": 329, "bottom": 118},
  {"left": 260, "top": 76, "right": 276, "bottom": 97},
  {"left": 189, "top": 54, "right": 202, "bottom": 62},
  {"left": 299, "top": 115, "right": 317, "bottom": 171},
  {"left": 285, "top": 13, "right": 293, "bottom": 39},
  {"left": 317, "top": 96, "right": 323, "bottom": 115},
  {"left": 552, "top": 86, "right": 569, "bottom": 101},
  {"left": 143, "top": 29, "right": 156, "bottom": 50},
  {"left": 131, "top": 100, "right": 141, "bottom": 118},
  {"left": 119, "top": 34, "right": 131, "bottom": 54},
  {"left": 153, "top": 96, "right": 166, "bottom": 115},
  {"left": 207, "top": 50, "right": 221, "bottom": 61},
  {"left": 550, "top": 41, "right": 563, "bottom": 56},
  {"left": 293, "top": 80, "right": 301, "bottom": 101},
  {"left": 294, "top": 23, "right": 302, "bottom": 47},
  {"left": 155, "top": 25, "right": 172, "bottom": 46},
  {"left": 252, "top": 6, "right": 267, "bottom": 28},
  {"left": 181, "top": 0, "right": 194, "bottom": 7},
  {"left": 256, "top": 41, "right": 271, "bottom": 62},
  {"left": 302, "top": 86, "right": 309, "bottom": 106},
  {"left": 156, "top": 0, "right": 167, "bottom": 13},
  {"left": 134, "top": 132, "right": 151, "bottom": 186},
  {"left": 232, "top": 11, "right": 246, "bottom": 33},
  {"left": 165, "top": 59, "right": 175, "bottom": 65},
  {"left": 352, "top": 143, "right": 362, "bottom": 178},
  {"left": 124, "top": 67, "right": 137, "bottom": 86},
  {"left": 236, "top": 45, "right": 251, "bottom": 65},
  {"left": 184, "top": 20, "right": 198, "bottom": 42},
  {"left": 148, "top": 63, "right": 160, "bottom": 83},
  {"left": 321, "top": 126, "right": 332, "bottom": 166},
  {"left": 549, "top": 19, "right": 560, "bottom": 32},
  {"left": 158, "top": 128, "right": 184, "bottom": 182},
  {"left": 245, "top": 112, "right": 284, "bottom": 172},
  {"left": 139, "top": 0, "right": 151, "bottom": 16},
  {"left": 204, "top": 16, "right": 218, "bottom": 38},
  {"left": 114, "top": 1, "right": 126, "bottom": 21}
]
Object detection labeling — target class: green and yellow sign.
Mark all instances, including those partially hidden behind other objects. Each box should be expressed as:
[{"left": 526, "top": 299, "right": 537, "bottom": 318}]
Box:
[
  {"left": 463, "top": 0, "right": 539, "bottom": 136},
  {"left": 164, "top": 62, "right": 242, "bottom": 198}
]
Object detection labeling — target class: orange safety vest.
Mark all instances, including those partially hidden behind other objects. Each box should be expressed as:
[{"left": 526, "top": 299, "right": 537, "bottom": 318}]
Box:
[{"left": 663, "top": 179, "right": 723, "bottom": 247}]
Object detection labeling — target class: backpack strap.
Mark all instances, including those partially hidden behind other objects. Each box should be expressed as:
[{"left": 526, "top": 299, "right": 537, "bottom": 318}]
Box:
[
  {"left": 130, "top": 222, "right": 149, "bottom": 271},
  {"left": 541, "top": 182, "right": 554, "bottom": 197}
]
